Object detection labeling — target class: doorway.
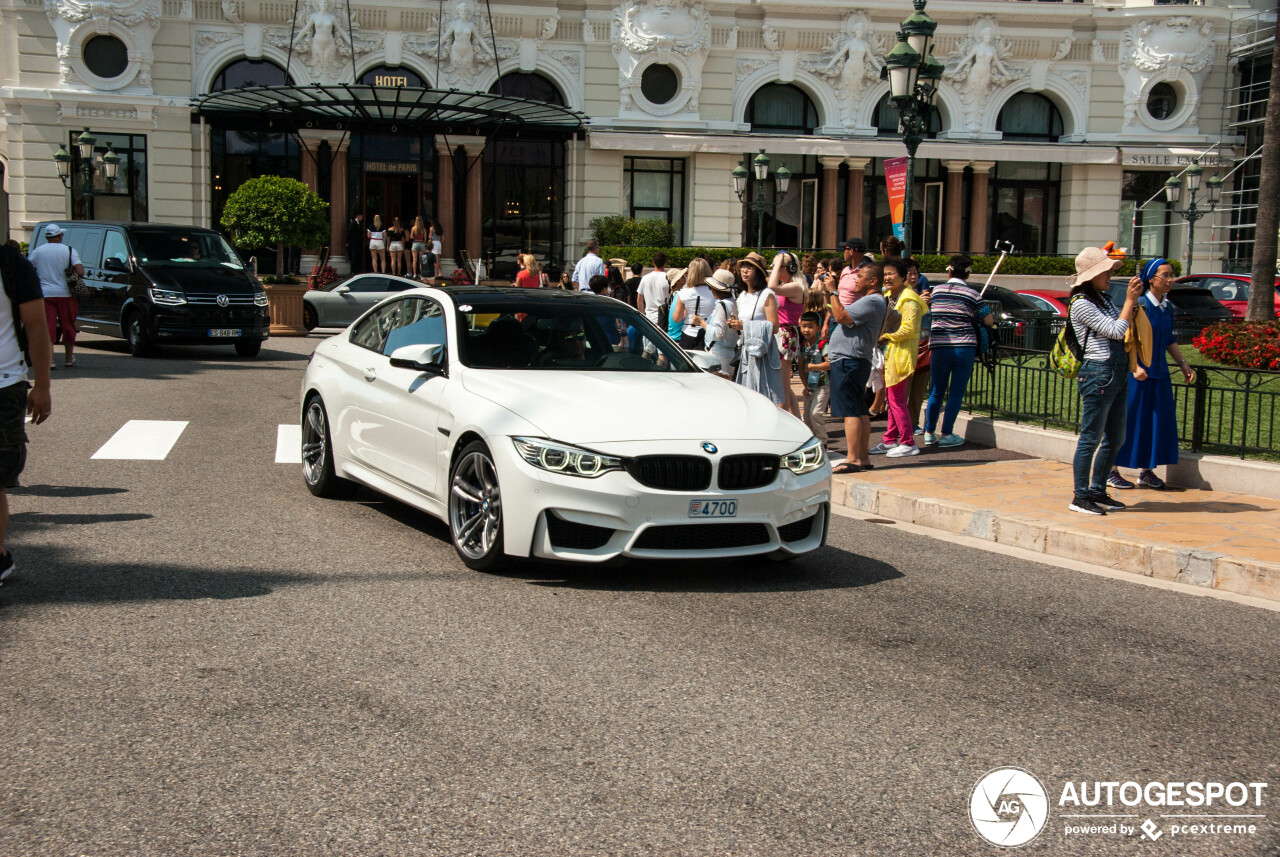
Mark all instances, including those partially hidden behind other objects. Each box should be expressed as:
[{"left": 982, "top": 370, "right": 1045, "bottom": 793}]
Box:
[{"left": 363, "top": 172, "right": 420, "bottom": 273}]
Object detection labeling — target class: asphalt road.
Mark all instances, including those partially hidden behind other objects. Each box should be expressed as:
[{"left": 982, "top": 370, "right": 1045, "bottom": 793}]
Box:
[{"left": 2, "top": 332, "right": 1277, "bottom": 856}]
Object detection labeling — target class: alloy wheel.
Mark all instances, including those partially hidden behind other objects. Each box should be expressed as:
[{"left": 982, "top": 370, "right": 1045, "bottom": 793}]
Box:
[
  {"left": 302, "top": 400, "right": 327, "bottom": 486},
  {"left": 450, "top": 451, "right": 502, "bottom": 561}
]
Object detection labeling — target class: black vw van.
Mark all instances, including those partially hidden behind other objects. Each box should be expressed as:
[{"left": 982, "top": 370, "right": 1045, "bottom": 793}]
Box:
[{"left": 29, "top": 222, "right": 270, "bottom": 357}]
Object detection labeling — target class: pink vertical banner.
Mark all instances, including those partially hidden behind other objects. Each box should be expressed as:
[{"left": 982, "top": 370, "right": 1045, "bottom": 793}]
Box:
[{"left": 884, "top": 156, "right": 908, "bottom": 242}]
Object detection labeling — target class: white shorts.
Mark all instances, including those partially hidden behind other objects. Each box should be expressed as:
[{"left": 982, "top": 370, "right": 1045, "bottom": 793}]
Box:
[
  {"left": 389, "top": 242, "right": 404, "bottom": 252},
  {"left": 369, "top": 240, "right": 385, "bottom": 251},
  {"left": 431, "top": 241, "right": 442, "bottom": 254}
]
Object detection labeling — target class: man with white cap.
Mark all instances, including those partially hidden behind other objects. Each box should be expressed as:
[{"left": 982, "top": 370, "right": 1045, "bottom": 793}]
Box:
[
  {"left": 27, "top": 224, "right": 85, "bottom": 369},
  {"left": 0, "top": 237, "right": 54, "bottom": 584}
]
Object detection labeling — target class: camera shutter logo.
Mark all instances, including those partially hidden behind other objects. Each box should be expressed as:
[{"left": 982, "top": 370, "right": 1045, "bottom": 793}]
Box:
[{"left": 969, "top": 767, "right": 1050, "bottom": 848}]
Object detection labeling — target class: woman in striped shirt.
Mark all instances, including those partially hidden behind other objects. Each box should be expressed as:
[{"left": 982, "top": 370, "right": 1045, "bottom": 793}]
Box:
[
  {"left": 921, "top": 254, "right": 994, "bottom": 448},
  {"left": 1065, "top": 247, "right": 1143, "bottom": 516}
]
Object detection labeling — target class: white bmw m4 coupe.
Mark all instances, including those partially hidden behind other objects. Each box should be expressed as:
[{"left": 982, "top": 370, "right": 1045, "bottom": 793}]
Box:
[{"left": 300, "top": 286, "right": 831, "bottom": 570}]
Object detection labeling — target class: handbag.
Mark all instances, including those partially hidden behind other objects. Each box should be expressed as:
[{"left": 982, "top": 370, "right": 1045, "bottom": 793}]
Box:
[{"left": 65, "top": 248, "right": 90, "bottom": 299}]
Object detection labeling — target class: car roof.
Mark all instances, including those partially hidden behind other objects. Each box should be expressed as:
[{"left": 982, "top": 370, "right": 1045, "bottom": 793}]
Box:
[
  {"left": 1018, "top": 289, "right": 1069, "bottom": 298},
  {"left": 434, "top": 285, "right": 622, "bottom": 307}
]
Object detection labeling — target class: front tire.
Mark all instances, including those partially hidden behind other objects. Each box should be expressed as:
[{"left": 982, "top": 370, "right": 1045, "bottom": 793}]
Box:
[
  {"left": 303, "top": 303, "right": 318, "bottom": 332},
  {"left": 234, "top": 340, "right": 262, "bottom": 357},
  {"left": 126, "top": 311, "right": 156, "bottom": 358},
  {"left": 302, "top": 396, "right": 356, "bottom": 498},
  {"left": 448, "top": 441, "right": 509, "bottom": 571}
]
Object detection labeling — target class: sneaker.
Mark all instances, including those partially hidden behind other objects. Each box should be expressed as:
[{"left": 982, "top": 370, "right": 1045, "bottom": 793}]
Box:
[
  {"left": 1090, "top": 491, "right": 1127, "bottom": 511},
  {"left": 1138, "top": 470, "right": 1167, "bottom": 490},
  {"left": 1107, "top": 469, "right": 1135, "bottom": 490},
  {"left": 869, "top": 442, "right": 894, "bottom": 455},
  {"left": 938, "top": 434, "right": 965, "bottom": 448},
  {"left": 913, "top": 426, "right": 924, "bottom": 435},
  {"left": 1068, "top": 496, "right": 1107, "bottom": 516},
  {"left": 921, "top": 432, "right": 939, "bottom": 446},
  {"left": 0, "top": 550, "right": 13, "bottom": 584},
  {"left": 886, "top": 444, "right": 920, "bottom": 458}
]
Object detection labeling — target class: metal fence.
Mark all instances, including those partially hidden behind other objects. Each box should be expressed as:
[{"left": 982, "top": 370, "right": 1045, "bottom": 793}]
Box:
[{"left": 961, "top": 345, "right": 1280, "bottom": 460}]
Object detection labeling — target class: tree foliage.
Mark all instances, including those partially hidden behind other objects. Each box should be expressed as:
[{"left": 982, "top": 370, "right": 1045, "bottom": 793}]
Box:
[
  {"left": 590, "top": 215, "right": 677, "bottom": 248},
  {"left": 220, "top": 176, "right": 329, "bottom": 251}
]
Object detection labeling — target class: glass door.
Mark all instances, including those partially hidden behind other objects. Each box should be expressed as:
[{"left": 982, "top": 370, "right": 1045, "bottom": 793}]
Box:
[
  {"left": 800, "top": 178, "right": 818, "bottom": 249},
  {"left": 922, "top": 182, "right": 943, "bottom": 254}
]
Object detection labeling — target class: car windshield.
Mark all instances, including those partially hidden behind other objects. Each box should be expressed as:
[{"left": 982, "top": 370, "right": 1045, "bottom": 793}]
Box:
[
  {"left": 1207, "top": 281, "right": 1250, "bottom": 302},
  {"left": 1169, "top": 289, "right": 1227, "bottom": 311},
  {"left": 454, "top": 298, "right": 697, "bottom": 372},
  {"left": 132, "top": 231, "right": 245, "bottom": 270}
]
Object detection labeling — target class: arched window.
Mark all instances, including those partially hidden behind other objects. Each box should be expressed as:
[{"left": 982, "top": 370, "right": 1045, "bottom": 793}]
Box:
[
  {"left": 482, "top": 73, "right": 566, "bottom": 280},
  {"left": 209, "top": 58, "right": 290, "bottom": 92},
  {"left": 874, "top": 92, "right": 940, "bottom": 138},
  {"left": 489, "top": 72, "right": 564, "bottom": 105},
  {"left": 746, "top": 84, "right": 819, "bottom": 135},
  {"left": 997, "top": 93, "right": 1064, "bottom": 142}
]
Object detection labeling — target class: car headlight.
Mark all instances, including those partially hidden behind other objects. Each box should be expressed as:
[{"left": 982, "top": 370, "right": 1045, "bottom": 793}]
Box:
[
  {"left": 253, "top": 290, "right": 269, "bottom": 307},
  {"left": 513, "top": 437, "right": 623, "bottom": 478},
  {"left": 149, "top": 287, "right": 186, "bottom": 306},
  {"left": 781, "top": 437, "right": 826, "bottom": 476}
]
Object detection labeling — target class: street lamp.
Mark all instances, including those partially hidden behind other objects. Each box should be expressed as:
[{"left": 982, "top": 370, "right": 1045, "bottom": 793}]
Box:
[
  {"left": 54, "top": 127, "right": 120, "bottom": 207},
  {"left": 1163, "top": 160, "right": 1222, "bottom": 274},
  {"left": 732, "top": 148, "right": 792, "bottom": 254},
  {"left": 883, "top": 0, "right": 939, "bottom": 255}
]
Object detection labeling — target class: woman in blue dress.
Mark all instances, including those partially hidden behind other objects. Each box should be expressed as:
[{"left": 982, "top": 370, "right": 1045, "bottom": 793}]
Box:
[{"left": 1109, "top": 258, "right": 1197, "bottom": 490}]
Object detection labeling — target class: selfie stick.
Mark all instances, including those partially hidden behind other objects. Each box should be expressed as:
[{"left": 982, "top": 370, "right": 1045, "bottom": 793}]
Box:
[{"left": 978, "top": 240, "right": 1015, "bottom": 298}]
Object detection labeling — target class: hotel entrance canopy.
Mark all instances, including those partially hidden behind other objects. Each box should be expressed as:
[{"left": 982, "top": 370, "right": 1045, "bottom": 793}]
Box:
[{"left": 194, "top": 84, "right": 587, "bottom": 135}]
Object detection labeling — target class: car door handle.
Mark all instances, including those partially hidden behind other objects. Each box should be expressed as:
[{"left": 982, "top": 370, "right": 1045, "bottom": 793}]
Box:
[{"left": 363, "top": 367, "right": 376, "bottom": 382}]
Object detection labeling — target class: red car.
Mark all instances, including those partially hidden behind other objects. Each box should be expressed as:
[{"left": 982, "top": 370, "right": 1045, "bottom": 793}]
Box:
[
  {"left": 1016, "top": 289, "right": 1071, "bottom": 317},
  {"left": 1175, "top": 274, "right": 1280, "bottom": 318}
]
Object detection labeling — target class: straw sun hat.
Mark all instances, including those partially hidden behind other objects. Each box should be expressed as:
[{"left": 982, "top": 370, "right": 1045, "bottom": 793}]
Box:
[{"left": 1069, "top": 246, "right": 1124, "bottom": 287}]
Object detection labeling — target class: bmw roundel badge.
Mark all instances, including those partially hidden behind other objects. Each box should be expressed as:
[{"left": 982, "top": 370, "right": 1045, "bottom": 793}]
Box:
[{"left": 701, "top": 442, "right": 718, "bottom": 454}]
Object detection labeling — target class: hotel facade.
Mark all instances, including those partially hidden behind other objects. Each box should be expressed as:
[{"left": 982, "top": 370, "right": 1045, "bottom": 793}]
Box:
[{"left": 0, "top": 0, "right": 1267, "bottom": 278}]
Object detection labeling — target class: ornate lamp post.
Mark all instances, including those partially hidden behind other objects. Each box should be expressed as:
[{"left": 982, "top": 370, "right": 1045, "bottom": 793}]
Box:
[
  {"left": 732, "top": 148, "right": 792, "bottom": 254},
  {"left": 883, "top": 0, "right": 939, "bottom": 255},
  {"left": 1163, "top": 161, "right": 1222, "bottom": 274},
  {"left": 53, "top": 127, "right": 120, "bottom": 207}
]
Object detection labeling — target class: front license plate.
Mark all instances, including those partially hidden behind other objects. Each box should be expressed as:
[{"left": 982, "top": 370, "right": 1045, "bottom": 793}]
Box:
[
  {"left": 689, "top": 499, "right": 738, "bottom": 518},
  {"left": 208, "top": 328, "right": 242, "bottom": 337}
]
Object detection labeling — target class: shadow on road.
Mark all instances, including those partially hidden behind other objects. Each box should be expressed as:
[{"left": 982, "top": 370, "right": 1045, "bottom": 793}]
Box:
[
  {"left": 0, "top": 546, "right": 313, "bottom": 608},
  {"left": 62, "top": 338, "right": 311, "bottom": 381},
  {"left": 8, "top": 484, "right": 130, "bottom": 498},
  {"left": 9, "top": 511, "right": 154, "bottom": 527}
]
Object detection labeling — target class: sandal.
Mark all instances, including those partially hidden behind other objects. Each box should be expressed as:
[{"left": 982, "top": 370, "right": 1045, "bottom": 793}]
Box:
[{"left": 831, "top": 462, "right": 860, "bottom": 475}]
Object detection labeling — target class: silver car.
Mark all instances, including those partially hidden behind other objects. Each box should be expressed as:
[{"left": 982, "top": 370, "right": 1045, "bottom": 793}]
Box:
[{"left": 303, "top": 274, "right": 418, "bottom": 330}]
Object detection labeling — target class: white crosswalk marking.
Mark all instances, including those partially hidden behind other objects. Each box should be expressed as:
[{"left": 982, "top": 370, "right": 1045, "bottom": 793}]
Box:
[
  {"left": 275, "top": 424, "right": 302, "bottom": 464},
  {"left": 91, "top": 420, "right": 189, "bottom": 460}
]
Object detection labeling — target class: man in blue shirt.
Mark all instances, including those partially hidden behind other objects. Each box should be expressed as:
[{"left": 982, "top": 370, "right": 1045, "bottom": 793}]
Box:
[
  {"left": 572, "top": 239, "right": 607, "bottom": 292},
  {"left": 828, "top": 262, "right": 888, "bottom": 474}
]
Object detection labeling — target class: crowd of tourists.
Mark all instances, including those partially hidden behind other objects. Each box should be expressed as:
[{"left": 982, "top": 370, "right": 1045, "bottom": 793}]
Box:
[{"left": 345, "top": 214, "right": 444, "bottom": 280}]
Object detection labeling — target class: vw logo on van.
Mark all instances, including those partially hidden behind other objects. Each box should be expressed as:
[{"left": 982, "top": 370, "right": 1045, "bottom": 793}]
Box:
[{"left": 216, "top": 294, "right": 230, "bottom": 308}]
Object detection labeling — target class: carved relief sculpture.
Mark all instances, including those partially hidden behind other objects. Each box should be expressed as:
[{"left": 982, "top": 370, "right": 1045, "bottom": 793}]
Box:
[
  {"left": 405, "top": 0, "right": 515, "bottom": 90},
  {"left": 944, "top": 15, "right": 1018, "bottom": 133},
  {"left": 613, "top": 0, "right": 711, "bottom": 118},
  {"left": 265, "top": 0, "right": 375, "bottom": 85},
  {"left": 804, "top": 12, "right": 884, "bottom": 128},
  {"left": 1118, "top": 17, "right": 1214, "bottom": 132}
]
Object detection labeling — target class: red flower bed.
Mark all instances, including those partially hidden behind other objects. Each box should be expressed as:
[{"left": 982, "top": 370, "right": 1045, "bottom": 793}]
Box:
[{"left": 1193, "top": 321, "right": 1280, "bottom": 371}]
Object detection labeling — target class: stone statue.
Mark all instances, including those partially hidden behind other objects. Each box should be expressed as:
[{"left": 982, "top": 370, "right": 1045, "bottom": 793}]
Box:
[
  {"left": 295, "top": 0, "right": 347, "bottom": 83},
  {"left": 438, "top": 0, "right": 489, "bottom": 79},
  {"left": 945, "top": 16, "right": 1018, "bottom": 132},
  {"left": 807, "top": 12, "right": 883, "bottom": 125}
]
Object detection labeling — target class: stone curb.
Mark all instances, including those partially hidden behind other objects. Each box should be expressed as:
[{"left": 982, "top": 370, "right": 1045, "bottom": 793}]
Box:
[{"left": 835, "top": 476, "right": 1280, "bottom": 604}]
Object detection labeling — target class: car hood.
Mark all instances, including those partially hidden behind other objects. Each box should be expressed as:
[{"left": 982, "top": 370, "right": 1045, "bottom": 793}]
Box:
[
  {"left": 140, "top": 265, "right": 255, "bottom": 295},
  {"left": 460, "top": 369, "right": 813, "bottom": 446}
]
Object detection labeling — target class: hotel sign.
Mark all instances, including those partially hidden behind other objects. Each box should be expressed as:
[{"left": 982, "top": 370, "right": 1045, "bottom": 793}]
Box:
[
  {"left": 364, "top": 161, "right": 419, "bottom": 174},
  {"left": 374, "top": 75, "right": 409, "bottom": 87},
  {"left": 1121, "top": 149, "right": 1227, "bottom": 168}
]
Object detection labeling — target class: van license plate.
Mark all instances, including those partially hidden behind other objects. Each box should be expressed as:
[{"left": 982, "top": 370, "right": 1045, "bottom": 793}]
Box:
[
  {"left": 208, "top": 328, "right": 241, "bottom": 337},
  {"left": 689, "top": 499, "right": 737, "bottom": 518}
]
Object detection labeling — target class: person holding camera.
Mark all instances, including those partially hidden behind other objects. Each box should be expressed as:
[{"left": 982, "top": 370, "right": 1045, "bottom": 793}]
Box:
[{"left": 768, "top": 251, "right": 808, "bottom": 418}]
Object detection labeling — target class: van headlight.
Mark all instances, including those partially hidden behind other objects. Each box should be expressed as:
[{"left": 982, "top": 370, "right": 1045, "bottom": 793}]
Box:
[
  {"left": 513, "top": 437, "right": 623, "bottom": 478},
  {"left": 253, "top": 289, "right": 269, "bottom": 307},
  {"left": 150, "top": 287, "right": 186, "bottom": 306},
  {"left": 781, "top": 437, "right": 826, "bottom": 475}
]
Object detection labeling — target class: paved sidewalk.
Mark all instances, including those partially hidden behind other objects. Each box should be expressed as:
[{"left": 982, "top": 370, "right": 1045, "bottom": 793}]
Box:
[{"left": 832, "top": 457, "right": 1280, "bottom": 603}]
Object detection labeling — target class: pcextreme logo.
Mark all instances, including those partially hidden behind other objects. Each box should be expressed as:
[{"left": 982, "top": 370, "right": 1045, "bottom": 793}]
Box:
[{"left": 969, "top": 768, "right": 1269, "bottom": 847}]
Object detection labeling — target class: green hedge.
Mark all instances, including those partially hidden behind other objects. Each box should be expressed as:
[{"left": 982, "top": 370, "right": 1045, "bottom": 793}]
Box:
[{"left": 601, "top": 246, "right": 1179, "bottom": 278}]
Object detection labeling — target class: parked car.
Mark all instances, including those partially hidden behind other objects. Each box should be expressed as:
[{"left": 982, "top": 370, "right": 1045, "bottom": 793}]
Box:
[
  {"left": 975, "top": 284, "right": 1060, "bottom": 350},
  {"left": 1107, "top": 278, "right": 1235, "bottom": 343},
  {"left": 1015, "top": 289, "right": 1071, "bottom": 317},
  {"left": 29, "top": 221, "right": 269, "bottom": 357},
  {"left": 1174, "top": 274, "right": 1280, "bottom": 318},
  {"left": 299, "top": 287, "right": 830, "bottom": 569},
  {"left": 302, "top": 273, "right": 418, "bottom": 330}
]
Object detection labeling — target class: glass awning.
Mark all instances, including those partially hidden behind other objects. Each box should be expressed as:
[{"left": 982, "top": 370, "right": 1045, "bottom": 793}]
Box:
[{"left": 194, "top": 84, "right": 586, "bottom": 134}]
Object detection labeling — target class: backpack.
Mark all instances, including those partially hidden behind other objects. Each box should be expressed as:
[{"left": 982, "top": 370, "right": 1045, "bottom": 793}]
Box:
[
  {"left": 1050, "top": 296, "right": 1092, "bottom": 379},
  {"left": 0, "top": 245, "right": 32, "bottom": 368}
]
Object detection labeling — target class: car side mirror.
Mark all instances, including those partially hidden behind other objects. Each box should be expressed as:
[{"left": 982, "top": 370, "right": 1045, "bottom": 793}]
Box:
[
  {"left": 334, "top": 284, "right": 351, "bottom": 295},
  {"left": 103, "top": 257, "right": 129, "bottom": 273},
  {"left": 683, "top": 349, "right": 722, "bottom": 373},
  {"left": 389, "top": 343, "right": 446, "bottom": 374}
]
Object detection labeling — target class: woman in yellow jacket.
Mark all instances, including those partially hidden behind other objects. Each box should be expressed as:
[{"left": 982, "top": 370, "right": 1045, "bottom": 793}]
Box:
[{"left": 871, "top": 257, "right": 929, "bottom": 458}]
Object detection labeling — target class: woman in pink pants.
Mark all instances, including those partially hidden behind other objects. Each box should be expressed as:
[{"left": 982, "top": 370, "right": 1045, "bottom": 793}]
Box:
[{"left": 870, "top": 257, "right": 927, "bottom": 458}]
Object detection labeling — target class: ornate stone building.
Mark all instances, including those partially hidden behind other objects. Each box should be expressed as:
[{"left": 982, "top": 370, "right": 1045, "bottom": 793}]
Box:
[{"left": 0, "top": 0, "right": 1264, "bottom": 276}]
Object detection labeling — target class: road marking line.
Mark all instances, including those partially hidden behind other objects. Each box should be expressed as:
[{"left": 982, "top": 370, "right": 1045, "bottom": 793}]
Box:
[
  {"left": 91, "top": 420, "right": 189, "bottom": 460},
  {"left": 276, "top": 424, "right": 302, "bottom": 464}
]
